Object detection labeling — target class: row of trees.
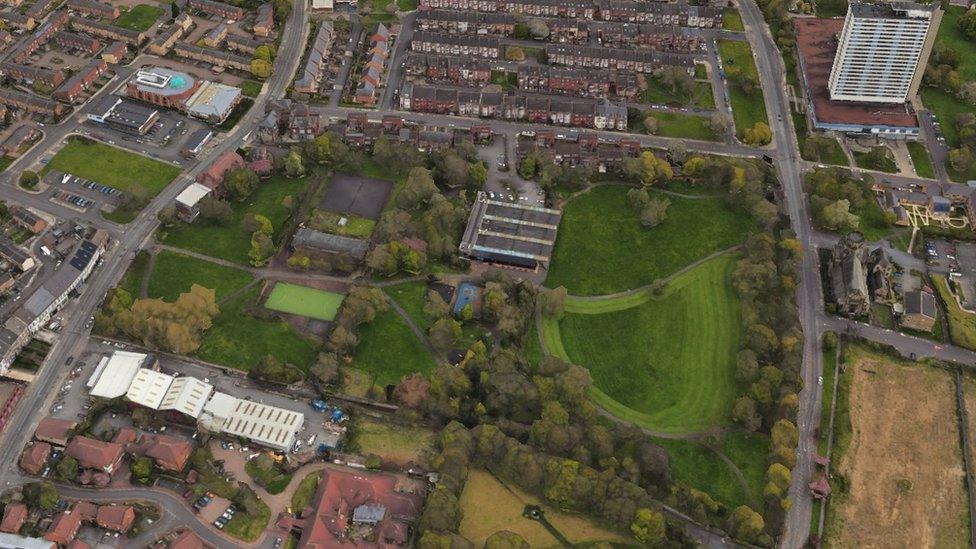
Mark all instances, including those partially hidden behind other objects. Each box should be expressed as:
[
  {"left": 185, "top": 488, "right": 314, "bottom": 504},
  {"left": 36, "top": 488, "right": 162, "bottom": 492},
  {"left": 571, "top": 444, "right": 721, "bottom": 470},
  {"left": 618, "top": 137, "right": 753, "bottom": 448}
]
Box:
[{"left": 95, "top": 284, "right": 220, "bottom": 354}]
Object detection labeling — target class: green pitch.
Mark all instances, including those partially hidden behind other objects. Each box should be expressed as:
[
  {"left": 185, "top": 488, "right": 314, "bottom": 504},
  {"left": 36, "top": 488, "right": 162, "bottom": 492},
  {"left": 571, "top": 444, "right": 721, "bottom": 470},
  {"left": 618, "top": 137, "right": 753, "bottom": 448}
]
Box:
[{"left": 264, "top": 282, "right": 345, "bottom": 321}]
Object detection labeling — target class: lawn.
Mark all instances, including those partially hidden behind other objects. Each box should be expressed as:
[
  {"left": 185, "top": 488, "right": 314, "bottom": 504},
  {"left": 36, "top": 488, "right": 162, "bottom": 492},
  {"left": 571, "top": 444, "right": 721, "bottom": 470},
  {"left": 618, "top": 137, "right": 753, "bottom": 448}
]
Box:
[
  {"left": 816, "top": 0, "right": 847, "bottom": 18},
  {"left": 383, "top": 281, "right": 433, "bottom": 330},
  {"left": 264, "top": 282, "right": 345, "bottom": 321},
  {"left": 352, "top": 419, "right": 436, "bottom": 465},
  {"left": 794, "top": 113, "right": 848, "bottom": 166},
  {"left": 397, "top": 0, "right": 417, "bottom": 9},
  {"left": 291, "top": 471, "right": 321, "bottom": 511},
  {"left": 933, "top": 275, "right": 976, "bottom": 351},
  {"left": 652, "top": 437, "right": 751, "bottom": 509},
  {"left": 853, "top": 147, "right": 898, "bottom": 173},
  {"left": 224, "top": 500, "right": 271, "bottom": 542},
  {"left": 550, "top": 254, "right": 742, "bottom": 433},
  {"left": 545, "top": 185, "right": 757, "bottom": 296},
  {"left": 645, "top": 111, "right": 719, "bottom": 141},
  {"left": 114, "top": 4, "right": 164, "bottom": 31},
  {"left": 906, "top": 141, "right": 935, "bottom": 179},
  {"left": 723, "top": 8, "right": 744, "bottom": 31},
  {"left": 639, "top": 79, "right": 716, "bottom": 110},
  {"left": 309, "top": 210, "right": 375, "bottom": 238},
  {"left": 147, "top": 250, "right": 253, "bottom": 302},
  {"left": 245, "top": 455, "right": 293, "bottom": 495},
  {"left": 42, "top": 137, "right": 180, "bottom": 197},
  {"left": 240, "top": 80, "right": 263, "bottom": 98},
  {"left": 459, "top": 470, "right": 629, "bottom": 547},
  {"left": 722, "top": 431, "right": 769, "bottom": 506},
  {"left": 350, "top": 308, "right": 436, "bottom": 387},
  {"left": 490, "top": 70, "right": 517, "bottom": 90},
  {"left": 718, "top": 40, "right": 769, "bottom": 139},
  {"left": 163, "top": 173, "right": 308, "bottom": 264},
  {"left": 823, "top": 344, "right": 969, "bottom": 547},
  {"left": 117, "top": 250, "right": 150, "bottom": 297},
  {"left": 0, "top": 157, "right": 12, "bottom": 174},
  {"left": 197, "top": 286, "right": 318, "bottom": 371}
]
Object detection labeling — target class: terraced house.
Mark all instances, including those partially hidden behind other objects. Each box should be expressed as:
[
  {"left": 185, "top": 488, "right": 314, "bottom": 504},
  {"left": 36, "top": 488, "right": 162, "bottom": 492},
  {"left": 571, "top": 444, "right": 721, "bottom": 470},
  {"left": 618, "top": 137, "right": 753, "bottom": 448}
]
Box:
[
  {"left": 415, "top": 9, "right": 516, "bottom": 35},
  {"left": 410, "top": 31, "right": 501, "bottom": 58},
  {"left": 546, "top": 44, "right": 694, "bottom": 73},
  {"left": 404, "top": 53, "right": 492, "bottom": 86},
  {"left": 516, "top": 65, "right": 639, "bottom": 99}
]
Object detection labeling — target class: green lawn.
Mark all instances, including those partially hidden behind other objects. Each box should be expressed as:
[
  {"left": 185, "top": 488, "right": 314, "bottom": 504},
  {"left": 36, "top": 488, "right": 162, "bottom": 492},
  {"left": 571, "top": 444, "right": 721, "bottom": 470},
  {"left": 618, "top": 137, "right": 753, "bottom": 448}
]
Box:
[
  {"left": 723, "top": 8, "right": 744, "bottom": 31},
  {"left": 645, "top": 112, "right": 719, "bottom": 141},
  {"left": 794, "top": 113, "right": 848, "bottom": 166},
  {"left": 42, "top": 137, "right": 180, "bottom": 197},
  {"left": 722, "top": 431, "right": 769, "bottom": 505},
  {"left": 550, "top": 254, "right": 742, "bottom": 433},
  {"left": 933, "top": 275, "right": 976, "bottom": 351},
  {"left": 397, "top": 0, "right": 417, "bottom": 9},
  {"left": 309, "top": 210, "right": 375, "bottom": 238},
  {"left": 652, "top": 437, "right": 747, "bottom": 508},
  {"left": 853, "top": 147, "right": 898, "bottom": 173},
  {"left": 264, "top": 282, "right": 345, "bottom": 321},
  {"left": 291, "top": 472, "right": 321, "bottom": 510},
  {"left": 922, "top": 88, "right": 970, "bottom": 149},
  {"left": 906, "top": 142, "right": 935, "bottom": 179},
  {"left": 147, "top": 250, "right": 253, "bottom": 302},
  {"left": 350, "top": 308, "right": 436, "bottom": 387},
  {"left": 639, "top": 79, "right": 716, "bottom": 110},
  {"left": 816, "top": 0, "right": 847, "bottom": 17},
  {"left": 545, "top": 185, "right": 757, "bottom": 296},
  {"left": 114, "top": 4, "right": 164, "bottom": 31},
  {"left": 718, "top": 40, "right": 768, "bottom": 139},
  {"left": 117, "top": 250, "right": 151, "bottom": 297},
  {"left": 383, "top": 281, "right": 434, "bottom": 331},
  {"left": 197, "top": 286, "right": 318, "bottom": 371},
  {"left": 0, "top": 157, "right": 12, "bottom": 174},
  {"left": 163, "top": 174, "right": 307, "bottom": 264},
  {"left": 490, "top": 70, "right": 517, "bottom": 90},
  {"left": 240, "top": 80, "right": 263, "bottom": 98}
]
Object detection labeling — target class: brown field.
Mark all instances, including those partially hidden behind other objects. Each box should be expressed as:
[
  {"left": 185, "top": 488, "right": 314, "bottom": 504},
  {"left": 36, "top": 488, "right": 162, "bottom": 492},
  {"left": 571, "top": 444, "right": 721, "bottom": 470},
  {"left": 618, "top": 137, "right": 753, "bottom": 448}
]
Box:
[
  {"left": 353, "top": 419, "right": 436, "bottom": 467},
  {"left": 825, "top": 350, "right": 969, "bottom": 548},
  {"left": 963, "top": 377, "right": 976, "bottom": 475},
  {"left": 459, "top": 470, "right": 630, "bottom": 548}
]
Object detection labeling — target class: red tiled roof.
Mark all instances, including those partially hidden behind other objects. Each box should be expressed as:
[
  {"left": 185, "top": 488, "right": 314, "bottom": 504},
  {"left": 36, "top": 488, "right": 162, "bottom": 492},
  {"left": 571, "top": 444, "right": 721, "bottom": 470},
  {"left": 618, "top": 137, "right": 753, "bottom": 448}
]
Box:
[
  {"left": 0, "top": 503, "right": 27, "bottom": 533},
  {"left": 144, "top": 435, "right": 192, "bottom": 472},
  {"left": 73, "top": 501, "right": 98, "bottom": 522},
  {"left": 45, "top": 509, "right": 82, "bottom": 545},
  {"left": 794, "top": 18, "right": 918, "bottom": 129},
  {"left": 67, "top": 539, "right": 91, "bottom": 549},
  {"left": 66, "top": 436, "right": 123, "bottom": 472},
  {"left": 34, "top": 417, "right": 76, "bottom": 446},
  {"left": 169, "top": 530, "right": 205, "bottom": 549},
  {"left": 96, "top": 505, "right": 135, "bottom": 533},
  {"left": 20, "top": 441, "right": 51, "bottom": 475},
  {"left": 196, "top": 151, "right": 245, "bottom": 189},
  {"left": 112, "top": 427, "right": 139, "bottom": 445}
]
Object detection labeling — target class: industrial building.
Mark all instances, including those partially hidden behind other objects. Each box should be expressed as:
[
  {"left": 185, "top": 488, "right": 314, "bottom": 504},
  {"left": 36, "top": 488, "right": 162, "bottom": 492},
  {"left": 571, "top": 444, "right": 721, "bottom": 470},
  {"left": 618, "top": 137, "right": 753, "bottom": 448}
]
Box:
[
  {"left": 198, "top": 392, "right": 304, "bottom": 452},
  {"left": 87, "top": 96, "right": 160, "bottom": 135},
  {"left": 459, "top": 191, "right": 562, "bottom": 269},
  {"left": 184, "top": 80, "right": 242, "bottom": 123},
  {"left": 828, "top": 1, "right": 940, "bottom": 104}
]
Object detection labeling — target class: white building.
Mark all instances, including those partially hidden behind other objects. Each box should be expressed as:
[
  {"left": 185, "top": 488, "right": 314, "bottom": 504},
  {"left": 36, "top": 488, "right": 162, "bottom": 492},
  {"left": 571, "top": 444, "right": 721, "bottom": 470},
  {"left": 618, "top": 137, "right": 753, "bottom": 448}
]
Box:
[
  {"left": 159, "top": 376, "right": 213, "bottom": 418},
  {"left": 199, "top": 392, "right": 304, "bottom": 452},
  {"left": 88, "top": 350, "right": 148, "bottom": 398},
  {"left": 174, "top": 182, "right": 212, "bottom": 222},
  {"left": 828, "top": 2, "right": 941, "bottom": 104},
  {"left": 125, "top": 368, "right": 174, "bottom": 409}
]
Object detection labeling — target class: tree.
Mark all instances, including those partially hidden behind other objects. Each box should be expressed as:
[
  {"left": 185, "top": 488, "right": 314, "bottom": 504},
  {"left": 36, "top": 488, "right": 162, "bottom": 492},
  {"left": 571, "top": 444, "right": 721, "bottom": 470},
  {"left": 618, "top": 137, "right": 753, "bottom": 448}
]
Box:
[
  {"left": 621, "top": 151, "right": 673, "bottom": 186},
  {"left": 224, "top": 168, "right": 259, "bottom": 201},
  {"left": 394, "top": 374, "right": 431, "bottom": 408},
  {"left": 329, "top": 325, "right": 359, "bottom": 354},
  {"left": 819, "top": 199, "right": 860, "bottom": 231},
  {"left": 248, "top": 231, "right": 274, "bottom": 266},
  {"left": 643, "top": 114, "right": 659, "bottom": 135},
  {"left": 131, "top": 456, "right": 153, "bottom": 482},
  {"left": 658, "top": 66, "right": 695, "bottom": 100},
  {"left": 949, "top": 147, "right": 974, "bottom": 173},
  {"left": 285, "top": 148, "right": 305, "bottom": 177},
  {"left": 527, "top": 18, "right": 549, "bottom": 39},
  {"left": 518, "top": 153, "right": 538, "bottom": 179},
  {"left": 158, "top": 206, "right": 180, "bottom": 227},
  {"left": 731, "top": 396, "right": 762, "bottom": 432},
  {"left": 513, "top": 22, "right": 530, "bottom": 40},
  {"left": 23, "top": 482, "right": 59, "bottom": 510},
  {"left": 199, "top": 196, "right": 232, "bottom": 223},
  {"left": 436, "top": 153, "right": 471, "bottom": 188},
  {"left": 309, "top": 352, "right": 340, "bottom": 390},
  {"left": 429, "top": 317, "right": 462, "bottom": 351},
  {"left": 254, "top": 44, "right": 274, "bottom": 62},
  {"left": 710, "top": 112, "right": 731, "bottom": 134},
  {"left": 56, "top": 455, "right": 79, "bottom": 481},
  {"left": 310, "top": 134, "right": 333, "bottom": 164},
  {"left": 505, "top": 46, "right": 525, "bottom": 61},
  {"left": 273, "top": 0, "right": 292, "bottom": 18},
  {"left": 19, "top": 170, "right": 38, "bottom": 189},
  {"left": 250, "top": 58, "right": 272, "bottom": 78},
  {"left": 397, "top": 167, "right": 437, "bottom": 210},
  {"left": 468, "top": 162, "right": 487, "bottom": 190},
  {"left": 485, "top": 531, "right": 529, "bottom": 549},
  {"left": 727, "top": 505, "right": 765, "bottom": 544},
  {"left": 243, "top": 213, "right": 273, "bottom": 235},
  {"left": 743, "top": 122, "right": 772, "bottom": 146},
  {"left": 639, "top": 197, "right": 670, "bottom": 228},
  {"left": 424, "top": 290, "right": 451, "bottom": 320},
  {"left": 630, "top": 508, "right": 666, "bottom": 545},
  {"left": 541, "top": 286, "right": 567, "bottom": 319},
  {"left": 418, "top": 485, "right": 462, "bottom": 533},
  {"left": 960, "top": 8, "right": 976, "bottom": 40}
]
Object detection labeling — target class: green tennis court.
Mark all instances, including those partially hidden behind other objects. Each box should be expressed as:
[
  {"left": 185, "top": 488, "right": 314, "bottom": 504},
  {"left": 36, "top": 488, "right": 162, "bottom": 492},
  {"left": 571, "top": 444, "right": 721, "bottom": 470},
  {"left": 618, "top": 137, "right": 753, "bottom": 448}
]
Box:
[{"left": 264, "top": 282, "right": 345, "bottom": 321}]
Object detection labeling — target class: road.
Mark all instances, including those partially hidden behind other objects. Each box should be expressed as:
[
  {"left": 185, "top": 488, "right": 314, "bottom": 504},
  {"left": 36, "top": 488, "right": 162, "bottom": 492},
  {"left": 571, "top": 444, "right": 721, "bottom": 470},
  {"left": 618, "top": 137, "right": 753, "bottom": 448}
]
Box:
[
  {"left": 0, "top": 0, "right": 311, "bottom": 546},
  {"left": 736, "top": 1, "right": 823, "bottom": 547}
]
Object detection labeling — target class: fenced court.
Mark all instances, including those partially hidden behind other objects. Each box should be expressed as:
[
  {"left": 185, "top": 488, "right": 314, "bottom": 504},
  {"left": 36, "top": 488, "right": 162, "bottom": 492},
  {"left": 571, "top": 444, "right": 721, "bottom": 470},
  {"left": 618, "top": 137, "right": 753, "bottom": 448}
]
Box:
[{"left": 264, "top": 282, "right": 345, "bottom": 321}]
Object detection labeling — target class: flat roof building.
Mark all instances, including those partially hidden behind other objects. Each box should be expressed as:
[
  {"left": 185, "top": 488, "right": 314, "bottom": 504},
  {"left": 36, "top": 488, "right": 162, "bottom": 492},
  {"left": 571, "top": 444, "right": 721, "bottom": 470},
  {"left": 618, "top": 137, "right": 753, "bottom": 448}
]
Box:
[
  {"left": 174, "top": 182, "right": 212, "bottom": 222},
  {"left": 159, "top": 376, "right": 213, "bottom": 418},
  {"left": 87, "top": 95, "right": 160, "bottom": 135},
  {"left": 125, "top": 368, "right": 175, "bottom": 409},
  {"left": 184, "top": 80, "right": 242, "bottom": 123},
  {"left": 459, "top": 191, "right": 562, "bottom": 269},
  {"left": 199, "top": 392, "right": 304, "bottom": 452},
  {"left": 125, "top": 67, "right": 200, "bottom": 110},
  {"left": 88, "top": 350, "right": 147, "bottom": 398},
  {"left": 828, "top": 2, "right": 940, "bottom": 104}
]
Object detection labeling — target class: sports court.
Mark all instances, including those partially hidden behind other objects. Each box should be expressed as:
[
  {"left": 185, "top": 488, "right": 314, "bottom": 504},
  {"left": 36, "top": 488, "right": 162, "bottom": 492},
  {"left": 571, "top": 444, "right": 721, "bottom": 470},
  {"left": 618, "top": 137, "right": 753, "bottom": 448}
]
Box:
[
  {"left": 318, "top": 174, "right": 394, "bottom": 220},
  {"left": 264, "top": 282, "right": 345, "bottom": 321}
]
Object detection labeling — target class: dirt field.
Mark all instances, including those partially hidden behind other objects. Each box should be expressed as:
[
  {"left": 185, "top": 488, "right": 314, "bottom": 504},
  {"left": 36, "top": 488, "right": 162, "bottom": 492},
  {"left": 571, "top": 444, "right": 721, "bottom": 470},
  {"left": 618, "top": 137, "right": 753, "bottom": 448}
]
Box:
[
  {"left": 962, "top": 377, "right": 976, "bottom": 475},
  {"left": 459, "top": 470, "right": 630, "bottom": 548},
  {"left": 825, "top": 350, "right": 970, "bottom": 548},
  {"left": 318, "top": 174, "right": 393, "bottom": 220}
]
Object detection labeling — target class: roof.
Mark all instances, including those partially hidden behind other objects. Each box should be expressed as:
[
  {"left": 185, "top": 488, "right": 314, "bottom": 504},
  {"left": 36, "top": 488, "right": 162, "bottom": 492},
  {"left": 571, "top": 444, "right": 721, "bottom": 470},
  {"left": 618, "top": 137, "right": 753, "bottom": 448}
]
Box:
[
  {"left": 459, "top": 191, "right": 562, "bottom": 265},
  {"left": 159, "top": 376, "right": 213, "bottom": 418},
  {"left": 65, "top": 436, "right": 123, "bottom": 470},
  {"left": 126, "top": 368, "right": 174, "bottom": 409},
  {"left": 200, "top": 392, "right": 303, "bottom": 451},
  {"left": 44, "top": 509, "right": 81, "bottom": 545},
  {"left": 129, "top": 68, "right": 196, "bottom": 97},
  {"left": 0, "top": 533, "right": 55, "bottom": 549},
  {"left": 352, "top": 504, "right": 386, "bottom": 523},
  {"left": 89, "top": 350, "right": 146, "bottom": 398},
  {"left": 19, "top": 441, "right": 51, "bottom": 475},
  {"left": 292, "top": 228, "right": 369, "bottom": 260},
  {"left": 1, "top": 503, "right": 27, "bottom": 533},
  {"left": 95, "top": 506, "right": 135, "bottom": 532},
  {"left": 34, "top": 417, "right": 76, "bottom": 446},
  {"left": 169, "top": 530, "right": 204, "bottom": 549},
  {"left": 904, "top": 290, "right": 936, "bottom": 318},
  {"left": 175, "top": 183, "right": 213, "bottom": 209},
  {"left": 142, "top": 434, "right": 193, "bottom": 471},
  {"left": 185, "top": 81, "right": 241, "bottom": 119}
]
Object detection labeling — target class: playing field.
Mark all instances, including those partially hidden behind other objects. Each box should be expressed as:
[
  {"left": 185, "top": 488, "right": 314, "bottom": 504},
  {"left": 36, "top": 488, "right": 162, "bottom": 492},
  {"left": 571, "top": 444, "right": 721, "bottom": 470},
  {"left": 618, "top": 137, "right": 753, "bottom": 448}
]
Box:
[
  {"left": 264, "top": 282, "right": 345, "bottom": 321},
  {"left": 545, "top": 253, "right": 741, "bottom": 433},
  {"left": 42, "top": 137, "right": 179, "bottom": 197},
  {"left": 114, "top": 4, "right": 164, "bottom": 31}
]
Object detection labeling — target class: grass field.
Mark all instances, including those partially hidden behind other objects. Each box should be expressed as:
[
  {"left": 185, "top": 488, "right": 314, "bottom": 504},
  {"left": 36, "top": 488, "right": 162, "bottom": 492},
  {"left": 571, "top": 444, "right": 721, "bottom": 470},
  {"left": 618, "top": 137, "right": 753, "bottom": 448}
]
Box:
[
  {"left": 352, "top": 419, "right": 436, "bottom": 466},
  {"left": 644, "top": 111, "right": 719, "bottom": 141},
  {"left": 723, "top": 8, "right": 744, "bottom": 31},
  {"left": 114, "top": 4, "right": 164, "bottom": 31},
  {"left": 816, "top": 0, "right": 847, "bottom": 17},
  {"left": 794, "top": 113, "right": 848, "bottom": 166},
  {"left": 117, "top": 250, "right": 150, "bottom": 297},
  {"left": 350, "top": 308, "right": 436, "bottom": 387},
  {"left": 309, "top": 210, "right": 375, "bottom": 238},
  {"left": 640, "top": 79, "right": 716, "bottom": 110},
  {"left": 42, "top": 137, "right": 180, "bottom": 197},
  {"left": 383, "top": 281, "right": 434, "bottom": 331},
  {"left": 718, "top": 40, "right": 768, "bottom": 139},
  {"left": 906, "top": 141, "right": 935, "bottom": 179},
  {"left": 824, "top": 345, "right": 969, "bottom": 548},
  {"left": 264, "top": 282, "right": 345, "bottom": 321},
  {"left": 197, "top": 286, "right": 317, "bottom": 371},
  {"left": 853, "top": 147, "right": 898, "bottom": 173},
  {"left": 147, "top": 251, "right": 253, "bottom": 302},
  {"left": 933, "top": 275, "right": 976, "bottom": 351},
  {"left": 459, "top": 470, "right": 629, "bottom": 548},
  {"left": 240, "top": 80, "right": 263, "bottom": 98},
  {"left": 545, "top": 185, "right": 757, "bottom": 296},
  {"left": 549, "top": 254, "right": 741, "bottom": 433},
  {"left": 163, "top": 173, "right": 308, "bottom": 264},
  {"left": 291, "top": 471, "right": 321, "bottom": 511}
]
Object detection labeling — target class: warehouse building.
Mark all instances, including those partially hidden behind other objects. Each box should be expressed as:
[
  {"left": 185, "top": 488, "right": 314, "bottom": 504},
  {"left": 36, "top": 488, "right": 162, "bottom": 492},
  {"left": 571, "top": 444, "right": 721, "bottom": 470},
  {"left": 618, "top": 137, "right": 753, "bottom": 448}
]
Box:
[
  {"left": 459, "top": 191, "right": 562, "bottom": 269},
  {"left": 184, "top": 80, "right": 242, "bottom": 123},
  {"left": 199, "top": 392, "right": 304, "bottom": 452},
  {"left": 87, "top": 96, "right": 160, "bottom": 135},
  {"left": 87, "top": 350, "right": 149, "bottom": 399}
]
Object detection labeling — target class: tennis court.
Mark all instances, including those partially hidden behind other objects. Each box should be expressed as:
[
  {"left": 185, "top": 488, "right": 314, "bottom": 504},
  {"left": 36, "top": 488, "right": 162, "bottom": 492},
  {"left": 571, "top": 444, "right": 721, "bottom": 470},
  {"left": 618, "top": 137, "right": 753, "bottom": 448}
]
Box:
[{"left": 265, "top": 282, "right": 345, "bottom": 321}]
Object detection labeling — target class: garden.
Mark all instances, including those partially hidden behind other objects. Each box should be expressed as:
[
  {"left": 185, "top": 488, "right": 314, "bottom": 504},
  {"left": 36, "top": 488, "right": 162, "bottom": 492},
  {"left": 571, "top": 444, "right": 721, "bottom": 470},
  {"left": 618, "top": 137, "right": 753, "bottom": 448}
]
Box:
[
  {"left": 113, "top": 4, "right": 164, "bottom": 31},
  {"left": 718, "top": 40, "right": 769, "bottom": 140}
]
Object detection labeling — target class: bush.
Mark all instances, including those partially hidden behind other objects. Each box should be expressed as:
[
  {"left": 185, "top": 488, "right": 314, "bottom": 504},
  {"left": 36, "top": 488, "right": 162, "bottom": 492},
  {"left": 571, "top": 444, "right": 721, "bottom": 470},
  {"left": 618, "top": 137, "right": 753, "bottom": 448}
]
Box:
[{"left": 19, "top": 170, "right": 38, "bottom": 189}]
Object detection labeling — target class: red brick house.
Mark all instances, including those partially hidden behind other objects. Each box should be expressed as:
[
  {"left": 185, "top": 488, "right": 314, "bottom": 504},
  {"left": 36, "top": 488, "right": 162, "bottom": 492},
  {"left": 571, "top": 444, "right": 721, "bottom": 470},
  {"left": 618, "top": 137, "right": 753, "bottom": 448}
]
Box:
[
  {"left": 0, "top": 503, "right": 27, "bottom": 533},
  {"left": 96, "top": 506, "right": 135, "bottom": 533},
  {"left": 45, "top": 509, "right": 83, "bottom": 546},
  {"left": 196, "top": 151, "right": 245, "bottom": 195},
  {"left": 19, "top": 441, "right": 51, "bottom": 475},
  {"left": 65, "top": 436, "right": 124, "bottom": 474}
]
